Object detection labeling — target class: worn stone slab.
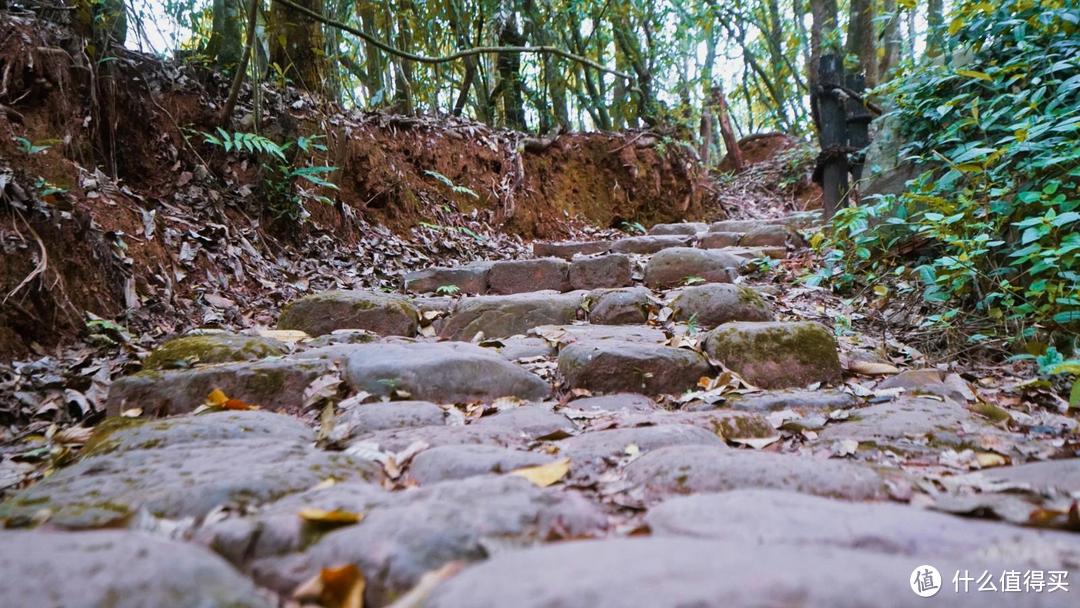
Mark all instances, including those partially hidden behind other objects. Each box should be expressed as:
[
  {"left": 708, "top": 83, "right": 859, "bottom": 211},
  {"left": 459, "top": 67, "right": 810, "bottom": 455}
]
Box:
[
  {"left": 586, "top": 286, "right": 654, "bottom": 325},
  {"left": 424, "top": 537, "right": 1038, "bottom": 608},
  {"left": 648, "top": 222, "right": 708, "bottom": 236},
  {"left": 143, "top": 333, "right": 289, "bottom": 370},
  {"left": 707, "top": 219, "right": 769, "bottom": 232},
  {"left": 487, "top": 258, "right": 570, "bottom": 294},
  {"left": 82, "top": 410, "right": 314, "bottom": 458},
  {"left": 624, "top": 445, "right": 887, "bottom": 501},
  {"left": 106, "top": 357, "right": 335, "bottom": 417},
  {"left": 439, "top": 292, "right": 584, "bottom": 341},
  {"left": 696, "top": 231, "right": 741, "bottom": 249},
  {"left": 309, "top": 342, "right": 551, "bottom": 403},
  {"left": 532, "top": 240, "right": 609, "bottom": 259},
  {"left": 671, "top": 284, "right": 774, "bottom": 329},
  {"left": 718, "top": 388, "right": 858, "bottom": 412},
  {"left": 278, "top": 290, "right": 419, "bottom": 337},
  {"left": 643, "top": 247, "right": 743, "bottom": 289},
  {"left": 878, "top": 369, "right": 974, "bottom": 403},
  {"left": 531, "top": 323, "right": 667, "bottom": 346},
  {"left": 249, "top": 475, "right": 606, "bottom": 606},
  {"left": 331, "top": 400, "right": 446, "bottom": 441},
  {"left": 488, "top": 336, "right": 557, "bottom": 361},
  {"left": 559, "top": 340, "right": 710, "bottom": 395},
  {"left": 565, "top": 393, "right": 658, "bottom": 413},
  {"left": 568, "top": 254, "right": 632, "bottom": 290},
  {"left": 609, "top": 235, "right": 693, "bottom": 255},
  {"left": 408, "top": 445, "right": 555, "bottom": 484},
  {"left": 815, "top": 396, "right": 992, "bottom": 453},
  {"left": 703, "top": 321, "right": 841, "bottom": 389},
  {"left": 0, "top": 439, "right": 379, "bottom": 529},
  {"left": 0, "top": 530, "right": 273, "bottom": 608},
  {"left": 949, "top": 459, "right": 1080, "bottom": 495},
  {"left": 403, "top": 263, "right": 491, "bottom": 295},
  {"left": 646, "top": 490, "right": 1080, "bottom": 567},
  {"left": 553, "top": 424, "right": 723, "bottom": 467},
  {"left": 740, "top": 223, "right": 805, "bottom": 248},
  {"left": 474, "top": 404, "right": 578, "bottom": 440},
  {"left": 199, "top": 481, "right": 394, "bottom": 566},
  {"left": 355, "top": 424, "right": 524, "bottom": 452},
  {"left": 303, "top": 328, "right": 379, "bottom": 347}
]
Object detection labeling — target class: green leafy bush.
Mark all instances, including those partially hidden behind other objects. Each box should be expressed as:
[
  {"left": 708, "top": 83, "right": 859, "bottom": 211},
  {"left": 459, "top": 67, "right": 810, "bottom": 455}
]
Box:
[{"left": 816, "top": 0, "right": 1080, "bottom": 346}]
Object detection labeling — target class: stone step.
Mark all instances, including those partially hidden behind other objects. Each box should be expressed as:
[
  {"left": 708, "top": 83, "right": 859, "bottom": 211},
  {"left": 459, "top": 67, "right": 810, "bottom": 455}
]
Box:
[
  {"left": 643, "top": 247, "right": 746, "bottom": 289},
  {"left": 702, "top": 321, "right": 842, "bottom": 389},
  {"left": 404, "top": 254, "right": 632, "bottom": 295},
  {"left": 421, "top": 536, "right": 1036, "bottom": 608},
  {"left": 558, "top": 339, "right": 711, "bottom": 395},
  {"left": 302, "top": 341, "right": 552, "bottom": 403}
]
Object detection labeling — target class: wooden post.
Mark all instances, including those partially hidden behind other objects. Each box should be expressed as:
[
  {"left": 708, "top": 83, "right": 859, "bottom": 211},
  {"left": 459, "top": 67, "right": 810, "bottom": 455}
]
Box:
[
  {"left": 712, "top": 85, "right": 744, "bottom": 171},
  {"left": 817, "top": 53, "right": 848, "bottom": 220},
  {"left": 845, "top": 72, "right": 872, "bottom": 183}
]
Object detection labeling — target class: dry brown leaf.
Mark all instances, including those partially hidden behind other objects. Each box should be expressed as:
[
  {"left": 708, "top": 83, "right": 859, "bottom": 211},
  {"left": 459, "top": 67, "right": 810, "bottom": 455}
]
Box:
[
  {"left": 510, "top": 458, "right": 570, "bottom": 487},
  {"left": 205, "top": 388, "right": 257, "bottom": 411},
  {"left": 294, "top": 563, "right": 365, "bottom": 608}
]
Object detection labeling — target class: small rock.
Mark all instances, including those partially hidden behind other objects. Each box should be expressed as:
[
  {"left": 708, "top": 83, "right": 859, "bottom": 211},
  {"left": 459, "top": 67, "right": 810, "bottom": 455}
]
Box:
[
  {"left": 143, "top": 334, "right": 289, "bottom": 370},
  {"left": 559, "top": 340, "right": 710, "bottom": 395},
  {"left": 403, "top": 263, "right": 491, "bottom": 295},
  {"left": 740, "top": 224, "right": 805, "bottom": 248},
  {"left": 624, "top": 445, "right": 887, "bottom": 501},
  {"left": 106, "top": 357, "right": 335, "bottom": 417},
  {"left": 878, "top": 369, "right": 975, "bottom": 403},
  {"left": 703, "top": 321, "right": 841, "bottom": 389},
  {"left": 643, "top": 247, "right": 743, "bottom": 289},
  {"left": 671, "top": 284, "right": 774, "bottom": 329},
  {"left": 566, "top": 393, "right": 658, "bottom": 413},
  {"left": 721, "top": 389, "right": 857, "bottom": 412},
  {"left": 487, "top": 258, "right": 570, "bottom": 294},
  {"left": 332, "top": 400, "right": 446, "bottom": 440},
  {"left": 568, "top": 254, "right": 632, "bottom": 290},
  {"left": 609, "top": 235, "right": 693, "bottom": 255},
  {"left": 440, "top": 292, "right": 584, "bottom": 341},
  {"left": 308, "top": 342, "right": 551, "bottom": 403},
  {"left": 488, "top": 336, "right": 557, "bottom": 360},
  {"left": 532, "top": 240, "right": 609, "bottom": 259},
  {"left": 553, "top": 425, "right": 723, "bottom": 467},
  {"left": 408, "top": 445, "right": 555, "bottom": 484},
  {"left": 278, "top": 290, "right": 419, "bottom": 337},
  {"left": 648, "top": 222, "right": 708, "bottom": 235},
  {"left": 695, "top": 231, "right": 741, "bottom": 248},
  {"left": 532, "top": 324, "right": 667, "bottom": 346},
  {"left": 815, "top": 396, "right": 993, "bottom": 454},
  {"left": 475, "top": 404, "right": 578, "bottom": 440},
  {"left": 586, "top": 286, "right": 654, "bottom": 325}
]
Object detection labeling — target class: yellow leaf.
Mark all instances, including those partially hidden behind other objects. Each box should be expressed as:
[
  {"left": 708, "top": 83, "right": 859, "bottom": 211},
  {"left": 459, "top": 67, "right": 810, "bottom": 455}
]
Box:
[
  {"left": 975, "top": 452, "right": 1007, "bottom": 468},
  {"left": 809, "top": 231, "right": 825, "bottom": 249},
  {"left": 510, "top": 458, "right": 570, "bottom": 487},
  {"left": 956, "top": 69, "right": 992, "bottom": 81},
  {"left": 294, "top": 563, "right": 365, "bottom": 608},
  {"left": 299, "top": 507, "right": 364, "bottom": 526},
  {"left": 848, "top": 360, "right": 900, "bottom": 375},
  {"left": 206, "top": 388, "right": 228, "bottom": 406},
  {"left": 256, "top": 329, "right": 310, "bottom": 343},
  {"left": 872, "top": 285, "right": 889, "bottom": 297}
]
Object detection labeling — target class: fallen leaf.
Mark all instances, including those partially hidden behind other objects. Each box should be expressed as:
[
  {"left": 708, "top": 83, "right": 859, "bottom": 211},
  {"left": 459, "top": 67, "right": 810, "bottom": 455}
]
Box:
[
  {"left": 206, "top": 388, "right": 257, "bottom": 411},
  {"left": 511, "top": 458, "right": 570, "bottom": 487},
  {"left": 255, "top": 328, "right": 310, "bottom": 343},
  {"left": 730, "top": 436, "right": 781, "bottom": 450},
  {"left": 830, "top": 439, "right": 859, "bottom": 457},
  {"left": 975, "top": 452, "right": 1008, "bottom": 468},
  {"left": 294, "top": 563, "right": 365, "bottom": 608},
  {"left": 299, "top": 507, "right": 364, "bottom": 526},
  {"left": 384, "top": 562, "right": 464, "bottom": 608},
  {"left": 206, "top": 388, "right": 228, "bottom": 406}
]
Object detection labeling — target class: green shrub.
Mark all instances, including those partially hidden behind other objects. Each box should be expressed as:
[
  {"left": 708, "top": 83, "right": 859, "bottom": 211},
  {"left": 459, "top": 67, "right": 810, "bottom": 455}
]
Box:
[{"left": 815, "top": 0, "right": 1080, "bottom": 346}]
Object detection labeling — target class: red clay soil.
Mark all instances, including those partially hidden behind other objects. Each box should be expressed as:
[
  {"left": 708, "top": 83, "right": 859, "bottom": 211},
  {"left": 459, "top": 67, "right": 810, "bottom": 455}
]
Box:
[{"left": 0, "top": 12, "right": 705, "bottom": 355}]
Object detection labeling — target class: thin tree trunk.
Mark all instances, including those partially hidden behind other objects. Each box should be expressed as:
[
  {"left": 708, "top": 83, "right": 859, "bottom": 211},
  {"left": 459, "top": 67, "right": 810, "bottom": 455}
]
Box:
[
  {"left": 846, "top": 0, "right": 877, "bottom": 86},
  {"left": 927, "top": 0, "right": 945, "bottom": 57},
  {"left": 496, "top": 12, "right": 527, "bottom": 130},
  {"left": 208, "top": 0, "right": 244, "bottom": 67},
  {"left": 269, "top": 0, "right": 327, "bottom": 94},
  {"left": 880, "top": 0, "right": 901, "bottom": 79},
  {"left": 713, "top": 85, "right": 743, "bottom": 171}
]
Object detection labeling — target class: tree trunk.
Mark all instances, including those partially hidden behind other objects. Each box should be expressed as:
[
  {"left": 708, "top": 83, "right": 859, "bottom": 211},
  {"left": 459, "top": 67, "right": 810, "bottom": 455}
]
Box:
[
  {"left": 927, "top": 0, "right": 945, "bottom": 58},
  {"left": 845, "top": 0, "right": 877, "bottom": 86},
  {"left": 713, "top": 85, "right": 743, "bottom": 171},
  {"left": 207, "top": 0, "right": 244, "bottom": 68},
  {"left": 879, "top": 0, "right": 901, "bottom": 79},
  {"left": 392, "top": 0, "right": 416, "bottom": 113},
  {"left": 496, "top": 12, "right": 527, "bottom": 130},
  {"left": 809, "top": 0, "right": 838, "bottom": 132},
  {"left": 269, "top": 0, "right": 327, "bottom": 95}
]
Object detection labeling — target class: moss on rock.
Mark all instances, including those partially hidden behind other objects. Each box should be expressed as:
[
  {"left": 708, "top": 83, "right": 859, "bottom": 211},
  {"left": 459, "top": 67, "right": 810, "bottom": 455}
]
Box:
[{"left": 143, "top": 334, "right": 288, "bottom": 370}]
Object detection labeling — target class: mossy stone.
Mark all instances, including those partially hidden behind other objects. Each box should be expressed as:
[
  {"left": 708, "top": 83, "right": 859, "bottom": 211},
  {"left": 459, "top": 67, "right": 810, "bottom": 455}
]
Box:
[
  {"left": 143, "top": 334, "right": 289, "bottom": 370},
  {"left": 278, "top": 290, "right": 419, "bottom": 337},
  {"left": 703, "top": 321, "right": 841, "bottom": 389}
]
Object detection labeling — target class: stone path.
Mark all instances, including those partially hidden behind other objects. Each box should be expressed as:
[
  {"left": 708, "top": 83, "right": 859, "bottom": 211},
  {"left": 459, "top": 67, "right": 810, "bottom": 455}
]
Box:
[{"left": 2, "top": 212, "right": 1078, "bottom": 607}]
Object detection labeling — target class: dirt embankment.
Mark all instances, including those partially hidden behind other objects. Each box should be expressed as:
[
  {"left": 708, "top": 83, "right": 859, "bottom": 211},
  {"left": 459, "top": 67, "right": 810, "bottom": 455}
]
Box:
[{"left": 0, "top": 12, "right": 706, "bottom": 355}]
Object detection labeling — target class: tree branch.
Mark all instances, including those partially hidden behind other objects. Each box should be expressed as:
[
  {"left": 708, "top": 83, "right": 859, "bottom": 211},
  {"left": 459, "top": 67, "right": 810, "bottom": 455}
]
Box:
[{"left": 270, "top": 0, "right": 633, "bottom": 81}]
